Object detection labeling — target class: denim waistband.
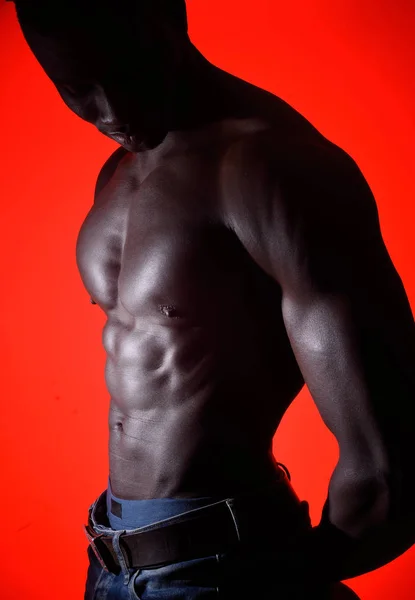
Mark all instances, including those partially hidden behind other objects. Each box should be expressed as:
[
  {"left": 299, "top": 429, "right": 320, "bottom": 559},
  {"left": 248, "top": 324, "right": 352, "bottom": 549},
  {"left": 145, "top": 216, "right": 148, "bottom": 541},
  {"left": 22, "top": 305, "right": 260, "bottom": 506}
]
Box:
[{"left": 106, "top": 477, "right": 223, "bottom": 530}]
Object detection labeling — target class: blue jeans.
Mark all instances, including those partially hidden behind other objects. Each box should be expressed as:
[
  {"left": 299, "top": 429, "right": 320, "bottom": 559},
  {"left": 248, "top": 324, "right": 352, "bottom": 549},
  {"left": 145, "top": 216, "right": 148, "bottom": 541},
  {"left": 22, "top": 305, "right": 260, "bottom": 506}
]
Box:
[{"left": 84, "top": 476, "right": 331, "bottom": 599}]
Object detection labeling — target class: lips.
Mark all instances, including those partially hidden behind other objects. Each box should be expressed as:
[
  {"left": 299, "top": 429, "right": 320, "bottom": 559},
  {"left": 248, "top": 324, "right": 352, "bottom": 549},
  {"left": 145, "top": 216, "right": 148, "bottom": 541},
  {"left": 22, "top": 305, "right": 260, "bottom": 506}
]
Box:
[
  {"left": 109, "top": 132, "right": 133, "bottom": 144},
  {"left": 100, "top": 126, "right": 165, "bottom": 151}
]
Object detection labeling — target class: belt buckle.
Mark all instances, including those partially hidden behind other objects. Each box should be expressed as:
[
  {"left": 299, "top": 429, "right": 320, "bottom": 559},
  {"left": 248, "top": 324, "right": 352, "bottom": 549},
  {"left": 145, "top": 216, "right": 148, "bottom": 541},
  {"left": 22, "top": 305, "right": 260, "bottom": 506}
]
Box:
[{"left": 84, "top": 523, "right": 120, "bottom": 574}]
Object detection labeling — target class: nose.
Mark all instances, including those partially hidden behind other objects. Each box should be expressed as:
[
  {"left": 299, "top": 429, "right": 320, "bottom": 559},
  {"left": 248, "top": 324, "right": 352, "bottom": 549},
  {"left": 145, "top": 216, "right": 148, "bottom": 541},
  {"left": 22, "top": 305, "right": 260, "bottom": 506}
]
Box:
[{"left": 94, "top": 87, "right": 129, "bottom": 134}]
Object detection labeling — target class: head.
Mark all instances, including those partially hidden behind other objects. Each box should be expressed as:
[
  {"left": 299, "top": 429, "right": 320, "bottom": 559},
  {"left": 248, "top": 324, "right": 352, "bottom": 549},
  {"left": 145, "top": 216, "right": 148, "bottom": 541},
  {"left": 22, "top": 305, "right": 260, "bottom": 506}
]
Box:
[{"left": 10, "top": 0, "right": 191, "bottom": 151}]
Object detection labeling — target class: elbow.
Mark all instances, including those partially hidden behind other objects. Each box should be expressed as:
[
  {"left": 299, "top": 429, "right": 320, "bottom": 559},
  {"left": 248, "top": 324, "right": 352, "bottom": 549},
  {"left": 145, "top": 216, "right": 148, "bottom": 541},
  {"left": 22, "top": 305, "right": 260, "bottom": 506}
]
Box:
[
  {"left": 330, "top": 477, "right": 392, "bottom": 539},
  {"left": 328, "top": 457, "right": 415, "bottom": 540}
]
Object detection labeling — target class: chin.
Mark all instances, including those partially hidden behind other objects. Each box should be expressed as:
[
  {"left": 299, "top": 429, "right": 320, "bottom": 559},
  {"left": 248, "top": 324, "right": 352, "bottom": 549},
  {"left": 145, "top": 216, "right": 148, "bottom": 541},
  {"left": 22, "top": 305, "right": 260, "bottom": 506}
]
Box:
[
  {"left": 124, "top": 138, "right": 147, "bottom": 153},
  {"left": 112, "top": 130, "right": 167, "bottom": 153}
]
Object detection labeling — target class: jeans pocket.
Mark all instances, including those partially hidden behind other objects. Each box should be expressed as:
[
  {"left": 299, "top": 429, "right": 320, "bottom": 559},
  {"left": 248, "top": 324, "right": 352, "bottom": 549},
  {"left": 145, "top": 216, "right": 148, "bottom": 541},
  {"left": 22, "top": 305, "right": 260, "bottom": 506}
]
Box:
[{"left": 130, "top": 556, "right": 220, "bottom": 599}]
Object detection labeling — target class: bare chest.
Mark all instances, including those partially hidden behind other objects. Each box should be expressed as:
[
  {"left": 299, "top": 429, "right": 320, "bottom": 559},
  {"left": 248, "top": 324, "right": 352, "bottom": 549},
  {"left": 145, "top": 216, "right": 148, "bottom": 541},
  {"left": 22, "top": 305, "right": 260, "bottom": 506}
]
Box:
[{"left": 75, "top": 152, "right": 252, "bottom": 324}]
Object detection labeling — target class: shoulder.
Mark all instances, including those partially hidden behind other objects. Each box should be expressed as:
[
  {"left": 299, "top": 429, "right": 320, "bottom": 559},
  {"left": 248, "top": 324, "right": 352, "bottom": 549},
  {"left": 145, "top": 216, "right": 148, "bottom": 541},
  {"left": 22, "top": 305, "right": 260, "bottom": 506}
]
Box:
[
  {"left": 223, "top": 126, "right": 365, "bottom": 199},
  {"left": 221, "top": 128, "right": 380, "bottom": 283},
  {"left": 94, "top": 146, "right": 129, "bottom": 201},
  {"left": 222, "top": 127, "right": 377, "bottom": 229}
]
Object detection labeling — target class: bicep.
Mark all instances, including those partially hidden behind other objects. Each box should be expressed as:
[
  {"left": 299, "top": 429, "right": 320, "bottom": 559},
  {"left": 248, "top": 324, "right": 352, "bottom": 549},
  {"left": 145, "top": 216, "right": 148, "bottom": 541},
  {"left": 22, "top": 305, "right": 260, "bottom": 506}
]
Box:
[{"left": 273, "top": 150, "right": 415, "bottom": 518}]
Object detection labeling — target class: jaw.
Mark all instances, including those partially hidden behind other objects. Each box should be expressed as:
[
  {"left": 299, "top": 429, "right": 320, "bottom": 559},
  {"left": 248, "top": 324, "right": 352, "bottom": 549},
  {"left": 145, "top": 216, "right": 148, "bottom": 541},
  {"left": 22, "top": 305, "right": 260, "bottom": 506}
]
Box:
[{"left": 100, "top": 127, "right": 169, "bottom": 153}]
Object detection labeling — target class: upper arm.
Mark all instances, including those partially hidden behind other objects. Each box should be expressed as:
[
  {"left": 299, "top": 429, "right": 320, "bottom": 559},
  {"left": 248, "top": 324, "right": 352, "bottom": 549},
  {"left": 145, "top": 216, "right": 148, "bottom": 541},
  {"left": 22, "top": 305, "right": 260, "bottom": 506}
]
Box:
[
  {"left": 278, "top": 148, "right": 414, "bottom": 453},
  {"left": 227, "top": 139, "right": 415, "bottom": 526}
]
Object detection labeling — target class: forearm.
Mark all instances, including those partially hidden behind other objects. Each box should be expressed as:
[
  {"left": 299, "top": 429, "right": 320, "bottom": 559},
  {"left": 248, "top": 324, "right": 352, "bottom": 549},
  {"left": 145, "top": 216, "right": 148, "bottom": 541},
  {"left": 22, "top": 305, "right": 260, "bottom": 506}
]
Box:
[{"left": 298, "top": 497, "right": 415, "bottom": 583}]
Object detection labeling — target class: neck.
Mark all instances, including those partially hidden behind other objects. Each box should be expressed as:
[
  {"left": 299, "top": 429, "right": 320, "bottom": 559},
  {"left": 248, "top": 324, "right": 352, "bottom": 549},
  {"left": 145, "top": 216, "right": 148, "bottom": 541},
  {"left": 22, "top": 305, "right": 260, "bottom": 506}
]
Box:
[
  {"left": 127, "top": 45, "right": 258, "bottom": 161},
  {"left": 166, "top": 44, "right": 252, "bottom": 133}
]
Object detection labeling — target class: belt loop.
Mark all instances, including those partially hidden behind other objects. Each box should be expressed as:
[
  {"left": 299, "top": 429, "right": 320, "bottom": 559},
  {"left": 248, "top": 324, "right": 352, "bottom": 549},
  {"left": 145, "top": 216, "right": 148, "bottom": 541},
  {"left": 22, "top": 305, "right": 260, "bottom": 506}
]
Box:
[{"left": 112, "top": 531, "right": 129, "bottom": 584}]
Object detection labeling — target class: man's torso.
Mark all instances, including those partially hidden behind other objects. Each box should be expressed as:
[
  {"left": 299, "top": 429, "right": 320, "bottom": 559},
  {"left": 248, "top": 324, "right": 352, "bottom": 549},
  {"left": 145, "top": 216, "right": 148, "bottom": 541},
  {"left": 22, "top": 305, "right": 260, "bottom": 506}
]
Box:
[{"left": 76, "top": 96, "right": 327, "bottom": 500}]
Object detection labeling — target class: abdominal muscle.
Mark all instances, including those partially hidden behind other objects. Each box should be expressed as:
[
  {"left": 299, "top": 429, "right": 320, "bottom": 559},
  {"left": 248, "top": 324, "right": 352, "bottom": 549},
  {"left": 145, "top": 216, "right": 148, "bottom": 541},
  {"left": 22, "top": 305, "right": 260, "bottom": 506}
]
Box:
[{"left": 104, "top": 313, "right": 299, "bottom": 501}]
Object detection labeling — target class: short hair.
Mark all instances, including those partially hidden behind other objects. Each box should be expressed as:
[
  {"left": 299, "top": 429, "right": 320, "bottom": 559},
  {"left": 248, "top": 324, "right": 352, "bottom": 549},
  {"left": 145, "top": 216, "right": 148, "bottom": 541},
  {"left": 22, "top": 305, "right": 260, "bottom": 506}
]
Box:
[{"left": 9, "top": 0, "right": 188, "bottom": 35}]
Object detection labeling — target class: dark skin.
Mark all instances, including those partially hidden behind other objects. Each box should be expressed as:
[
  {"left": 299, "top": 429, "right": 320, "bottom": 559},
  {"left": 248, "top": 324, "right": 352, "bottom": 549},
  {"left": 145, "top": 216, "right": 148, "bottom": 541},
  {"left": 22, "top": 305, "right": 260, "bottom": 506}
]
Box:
[{"left": 14, "top": 3, "right": 415, "bottom": 591}]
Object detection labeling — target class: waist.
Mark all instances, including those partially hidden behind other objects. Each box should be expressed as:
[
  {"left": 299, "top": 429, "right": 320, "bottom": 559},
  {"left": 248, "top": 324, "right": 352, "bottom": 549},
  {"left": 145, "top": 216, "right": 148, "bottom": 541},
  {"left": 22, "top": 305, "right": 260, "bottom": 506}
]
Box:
[
  {"left": 86, "top": 468, "right": 313, "bottom": 576},
  {"left": 105, "top": 461, "right": 296, "bottom": 528},
  {"left": 109, "top": 439, "right": 283, "bottom": 500},
  {"left": 106, "top": 477, "right": 226, "bottom": 530}
]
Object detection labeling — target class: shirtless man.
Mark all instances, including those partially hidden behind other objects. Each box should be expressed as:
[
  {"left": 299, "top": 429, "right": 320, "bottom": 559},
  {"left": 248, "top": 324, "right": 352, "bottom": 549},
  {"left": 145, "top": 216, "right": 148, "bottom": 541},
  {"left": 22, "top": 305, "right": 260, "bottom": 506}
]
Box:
[{"left": 10, "top": 1, "right": 415, "bottom": 598}]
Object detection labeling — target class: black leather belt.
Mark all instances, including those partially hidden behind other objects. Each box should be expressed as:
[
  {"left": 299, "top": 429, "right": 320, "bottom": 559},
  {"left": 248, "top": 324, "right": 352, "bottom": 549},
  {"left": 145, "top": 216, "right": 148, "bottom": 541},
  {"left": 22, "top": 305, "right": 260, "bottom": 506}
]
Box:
[
  {"left": 84, "top": 498, "right": 240, "bottom": 574},
  {"left": 84, "top": 469, "right": 309, "bottom": 575}
]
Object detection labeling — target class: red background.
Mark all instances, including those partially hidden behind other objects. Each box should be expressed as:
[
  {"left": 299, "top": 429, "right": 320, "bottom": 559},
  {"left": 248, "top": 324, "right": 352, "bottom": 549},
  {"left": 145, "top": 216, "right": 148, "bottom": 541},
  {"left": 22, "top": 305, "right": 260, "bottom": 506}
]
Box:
[{"left": 1, "top": 1, "right": 414, "bottom": 598}]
